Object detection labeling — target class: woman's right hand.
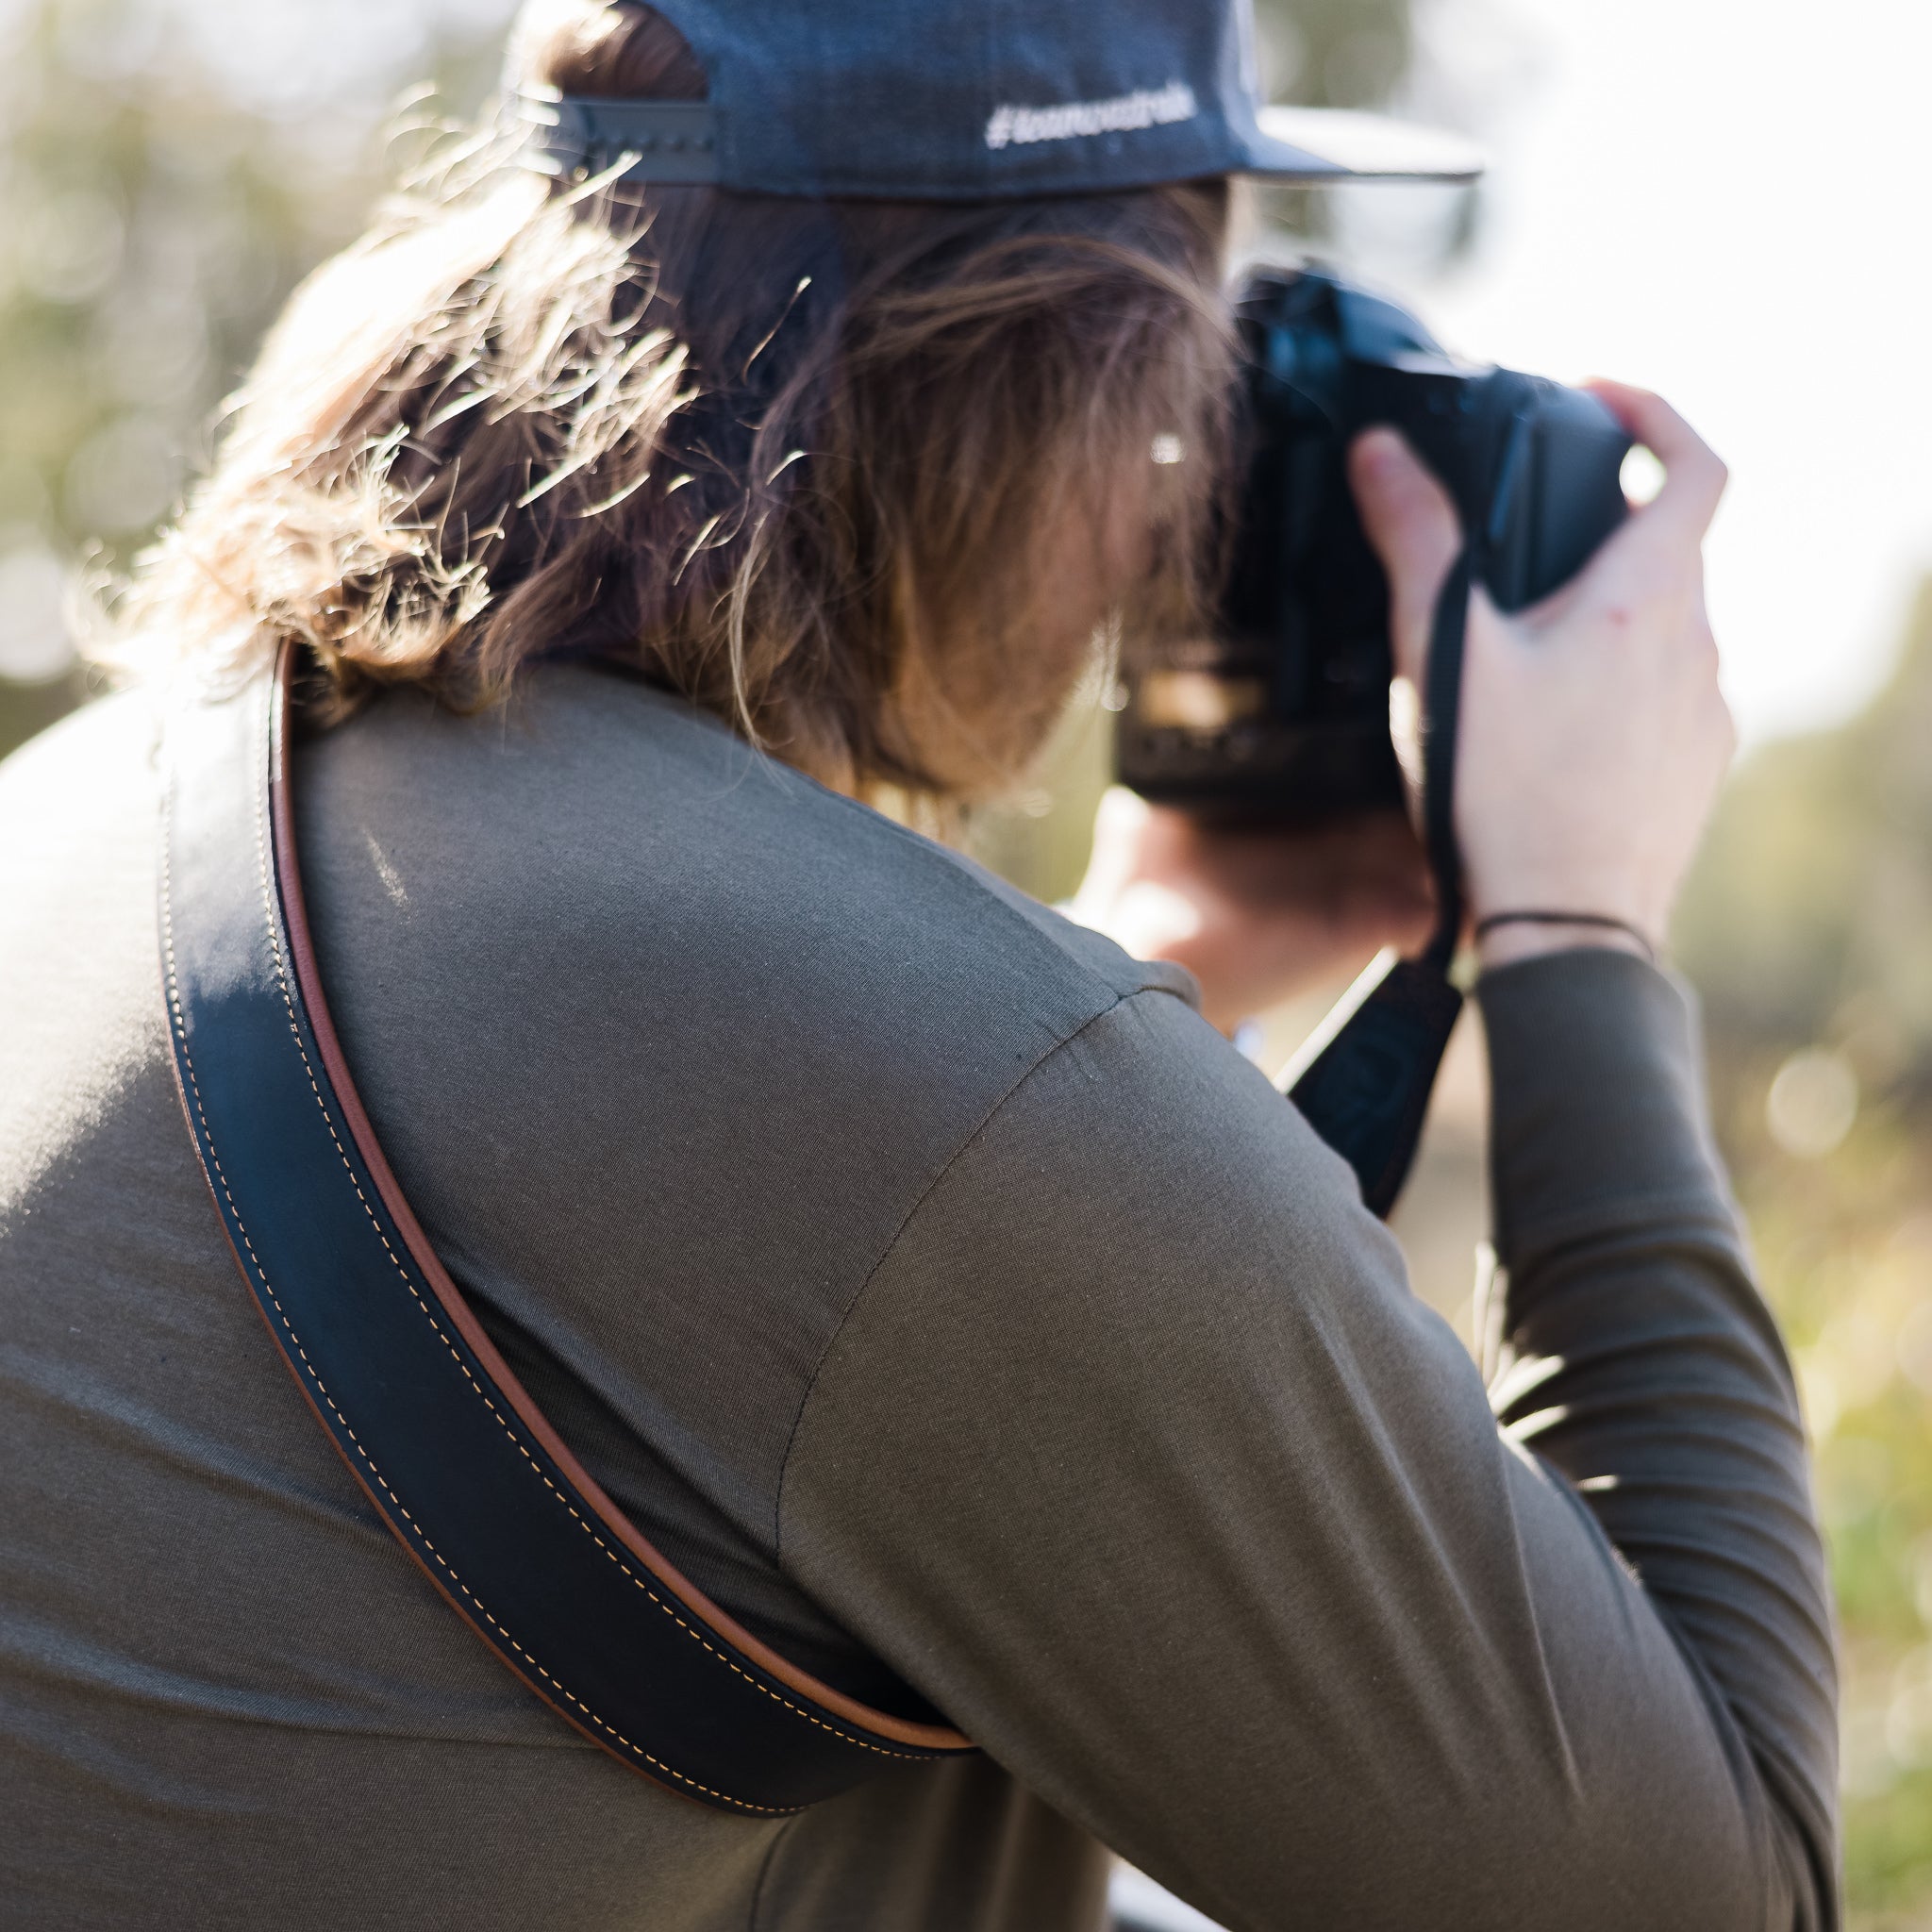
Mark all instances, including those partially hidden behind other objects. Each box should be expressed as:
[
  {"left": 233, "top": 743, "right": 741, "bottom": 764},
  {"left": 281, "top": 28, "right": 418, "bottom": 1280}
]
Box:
[{"left": 1347, "top": 384, "right": 1735, "bottom": 970}]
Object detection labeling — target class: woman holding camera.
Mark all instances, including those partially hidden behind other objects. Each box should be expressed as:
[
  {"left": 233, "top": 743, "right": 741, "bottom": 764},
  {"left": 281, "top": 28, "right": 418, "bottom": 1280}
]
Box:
[{"left": 0, "top": 1, "right": 1834, "bottom": 1926}]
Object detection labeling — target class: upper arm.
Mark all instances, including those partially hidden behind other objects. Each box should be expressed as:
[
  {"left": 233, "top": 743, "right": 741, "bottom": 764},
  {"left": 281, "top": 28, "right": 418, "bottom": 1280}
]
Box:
[{"left": 776, "top": 988, "right": 1812, "bottom": 1932}]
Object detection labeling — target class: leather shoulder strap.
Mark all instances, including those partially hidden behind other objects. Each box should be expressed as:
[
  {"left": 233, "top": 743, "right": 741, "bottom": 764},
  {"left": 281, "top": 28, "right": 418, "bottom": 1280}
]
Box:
[{"left": 158, "top": 646, "right": 974, "bottom": 1814}]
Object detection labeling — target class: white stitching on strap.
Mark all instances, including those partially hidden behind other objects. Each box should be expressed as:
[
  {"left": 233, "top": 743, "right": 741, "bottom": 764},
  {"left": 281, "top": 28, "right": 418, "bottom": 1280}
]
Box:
[
  {"left": 161, "top": 691, "right": 940, "bottom": 1811},
  {"left": 164, "top": 786, "right": 789, "bottom": 1810}
]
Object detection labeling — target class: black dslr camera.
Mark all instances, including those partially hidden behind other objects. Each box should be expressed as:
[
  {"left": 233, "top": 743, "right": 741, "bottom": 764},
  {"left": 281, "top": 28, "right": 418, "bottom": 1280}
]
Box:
[{"left": 1117, "top": 265, "right": 1633, "bottom": 820}]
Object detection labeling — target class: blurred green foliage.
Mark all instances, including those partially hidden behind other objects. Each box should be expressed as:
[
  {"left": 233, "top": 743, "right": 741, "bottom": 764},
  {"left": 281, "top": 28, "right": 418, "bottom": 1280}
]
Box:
[
  {"left": 1682, "top": 589, "right": 1932, "bottom": 1079},
  {"left": 1678, "top": 598, "right": 1932, "bottom": 1923},
  {"left": 0, "top": 0, "right": 516, "bottom": 754},
  {"left": 3, "top": 0, "right": 1929, "bottom": 1921},
  {"left": 1257, "top": 0, "right": 1414, "bottom": 108}
]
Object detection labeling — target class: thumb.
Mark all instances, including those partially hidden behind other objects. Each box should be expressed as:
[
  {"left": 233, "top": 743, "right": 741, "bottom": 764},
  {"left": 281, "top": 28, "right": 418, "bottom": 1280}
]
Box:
[{"left": 1348, "top": 428, "right": 1463, "bottom": 686}]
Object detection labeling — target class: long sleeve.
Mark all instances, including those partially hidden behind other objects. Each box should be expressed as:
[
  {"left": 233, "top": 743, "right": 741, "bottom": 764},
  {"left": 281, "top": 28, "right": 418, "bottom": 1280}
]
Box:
[
  {"left": 776, "top": 956, "right": 1839, "bottom": 1931},
  {"left": 1480, "top": 950, "right": 1838, "bottom": 1924}
]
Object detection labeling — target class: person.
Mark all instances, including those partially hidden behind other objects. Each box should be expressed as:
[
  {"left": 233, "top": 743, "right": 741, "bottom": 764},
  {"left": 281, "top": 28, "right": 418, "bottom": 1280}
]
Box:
[{"left": 0, "top": 2, "right": 1837, "bottom": 1927}]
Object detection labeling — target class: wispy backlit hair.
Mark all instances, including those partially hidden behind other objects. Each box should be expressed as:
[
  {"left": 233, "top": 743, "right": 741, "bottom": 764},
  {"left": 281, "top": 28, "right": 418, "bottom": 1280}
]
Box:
[{"left": 111, "top": 0, "right": 1234, "bottom": 799}]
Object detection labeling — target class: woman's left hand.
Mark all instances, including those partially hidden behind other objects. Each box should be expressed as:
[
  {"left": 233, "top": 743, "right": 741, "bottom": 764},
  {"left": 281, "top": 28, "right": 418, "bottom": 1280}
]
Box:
[{"left": 1069, "top": 787, "right": 1437, "bottom": 1036}]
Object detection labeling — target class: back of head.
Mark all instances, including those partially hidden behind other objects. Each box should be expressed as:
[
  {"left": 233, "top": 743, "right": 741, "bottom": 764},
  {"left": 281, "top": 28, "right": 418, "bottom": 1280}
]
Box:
[{"left": 117, "top": 0, "right": 1233, "bottom": 801}]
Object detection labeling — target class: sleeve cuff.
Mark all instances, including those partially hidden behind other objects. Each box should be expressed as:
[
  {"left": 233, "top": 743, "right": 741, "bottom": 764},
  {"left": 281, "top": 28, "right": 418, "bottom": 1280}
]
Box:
[{"left": 1474, "top": 948, "right": 1734, "bottom": 1267}]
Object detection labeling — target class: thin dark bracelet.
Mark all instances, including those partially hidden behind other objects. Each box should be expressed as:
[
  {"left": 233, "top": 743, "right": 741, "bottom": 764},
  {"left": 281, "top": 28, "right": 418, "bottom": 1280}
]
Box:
[{"left": 1473, "top": 909, "right": 1658, "bottom": 963}]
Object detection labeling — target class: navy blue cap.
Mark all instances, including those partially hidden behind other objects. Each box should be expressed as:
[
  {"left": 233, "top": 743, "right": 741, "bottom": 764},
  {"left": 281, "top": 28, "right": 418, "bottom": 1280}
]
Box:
[{"left": 520, "top": 0, "right": 1482, "bottom": 201}]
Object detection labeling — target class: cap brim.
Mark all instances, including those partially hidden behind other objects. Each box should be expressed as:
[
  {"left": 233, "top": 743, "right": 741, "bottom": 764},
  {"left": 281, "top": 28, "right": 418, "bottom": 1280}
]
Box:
[{"left": 1238, "top": 106, "right": 1484, "bottom": 184}]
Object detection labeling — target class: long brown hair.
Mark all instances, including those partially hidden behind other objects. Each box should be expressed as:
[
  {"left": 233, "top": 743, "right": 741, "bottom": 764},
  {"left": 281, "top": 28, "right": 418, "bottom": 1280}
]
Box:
[{"left": 114, "top": 1, "right": 1234, "bottom": 800}]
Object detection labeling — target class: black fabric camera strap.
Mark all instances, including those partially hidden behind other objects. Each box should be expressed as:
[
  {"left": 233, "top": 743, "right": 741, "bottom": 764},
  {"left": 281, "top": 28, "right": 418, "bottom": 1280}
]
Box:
[
  {"left": 1418, "top": 549, "right": 1474, "bottom": 970},
  {"left": 1285, "top": 553, "right": 1473, "bottom": 1217},
  {"left": 158, "top": 644, "right": 975, "bottom": 1815}
]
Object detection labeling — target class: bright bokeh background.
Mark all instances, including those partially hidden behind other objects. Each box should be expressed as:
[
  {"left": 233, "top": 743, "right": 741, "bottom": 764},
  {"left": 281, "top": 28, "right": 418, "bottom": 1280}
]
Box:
[
  {"left": 1329, "top": 13, "right": 1932, "bottom": 1915},
  {"left": 1339, "top": 0, "right": 1932, "bottom": 749},
  {"left": 3, "top": 0, "right": 1930, "bottom": 1922}
]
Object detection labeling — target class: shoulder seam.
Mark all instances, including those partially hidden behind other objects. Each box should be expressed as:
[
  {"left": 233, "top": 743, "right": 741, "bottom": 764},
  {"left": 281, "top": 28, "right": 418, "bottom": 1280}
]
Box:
[
  {"left": 803, "top": 776, "right": 1179, "bottom": 1007},
  {"left": 770, "top": 986, "right": 1179, "bottom": 1558}
]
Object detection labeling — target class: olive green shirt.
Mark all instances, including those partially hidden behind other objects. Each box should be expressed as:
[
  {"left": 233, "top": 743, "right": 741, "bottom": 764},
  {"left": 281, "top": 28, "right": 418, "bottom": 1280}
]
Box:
[{"left": 0, "top": 670, "right": 1836, "bottom": 1929}]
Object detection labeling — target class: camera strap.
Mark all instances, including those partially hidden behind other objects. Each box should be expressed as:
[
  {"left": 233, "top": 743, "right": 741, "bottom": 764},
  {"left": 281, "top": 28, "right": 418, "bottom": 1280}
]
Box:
[
  {"left": 158, "top": 644, "right": 976, "bottom": 1814},
  {"left": 1418, "top": 546, "right": 1475, "bottom": 964},
  {"left": 1284, "top": 552, "right": 1473, "bottom": 1217}
]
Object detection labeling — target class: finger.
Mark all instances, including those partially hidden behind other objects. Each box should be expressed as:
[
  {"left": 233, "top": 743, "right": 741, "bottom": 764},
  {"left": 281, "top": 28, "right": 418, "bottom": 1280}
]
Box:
[
  {"left": 1091, "top": 782, "right": 1152, "bottom": 846},
  {"left": 1071, "top": 785, "right": 1156, "bottom": 918},
  {"left": 1583, "top": 379, "right": 1728, "bottom": 542},
  {"left": 1349, "top": 428, "right": 1462, "bottom": 687}
]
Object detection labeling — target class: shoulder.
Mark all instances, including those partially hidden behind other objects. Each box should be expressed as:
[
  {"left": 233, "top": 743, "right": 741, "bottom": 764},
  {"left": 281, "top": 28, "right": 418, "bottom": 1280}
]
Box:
[
  {"left": 289, "top": 665, "right": 1242, "bottom": 1550},
  {"left": 0, "top": 689, "right": 163, "bottom": 982},
  {"left": 298, "top": 666, "right": 1198, "bottom": 1080},
  {"left": 790, "top": 980, "right": 1398, "bottom": 1390},
  {"left": 0, "top": 687, "right": 158, "bottom": 825}
]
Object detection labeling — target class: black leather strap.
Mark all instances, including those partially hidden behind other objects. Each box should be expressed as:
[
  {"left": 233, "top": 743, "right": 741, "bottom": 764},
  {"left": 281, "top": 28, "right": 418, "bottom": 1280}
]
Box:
[{"left": 158, "top": 646, "right": 974, "bottom": 1814}]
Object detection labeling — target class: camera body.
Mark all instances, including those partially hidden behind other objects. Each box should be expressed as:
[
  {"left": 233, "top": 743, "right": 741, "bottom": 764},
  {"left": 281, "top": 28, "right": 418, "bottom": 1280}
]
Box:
[{"left": 1116, "top": 266, "right": 1633, "bottom": 820}]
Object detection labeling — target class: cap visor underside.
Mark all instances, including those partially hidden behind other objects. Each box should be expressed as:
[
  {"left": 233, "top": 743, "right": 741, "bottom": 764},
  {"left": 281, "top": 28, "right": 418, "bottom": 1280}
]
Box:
[{"left": 1239, "top": 106, "right": 1484, "bottom": 184}]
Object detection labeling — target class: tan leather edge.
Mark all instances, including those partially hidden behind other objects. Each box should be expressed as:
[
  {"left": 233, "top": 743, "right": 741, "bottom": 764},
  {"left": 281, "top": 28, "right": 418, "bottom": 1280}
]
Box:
[
  {"left": 265, "top": 645, "right": 972, "bottom": 1757},
  {"left": 159, "top": 761, "right": 724, "bottom": 1813},
  {"left": 186, "top": 1088, "right": 724, "bottom": 1813}
]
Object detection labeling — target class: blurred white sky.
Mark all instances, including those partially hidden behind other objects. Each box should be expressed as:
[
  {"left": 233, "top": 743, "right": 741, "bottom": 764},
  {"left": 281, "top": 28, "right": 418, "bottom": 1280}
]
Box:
[{"left": 1334, "top": 0, "right": 1932, "bottom": 746}]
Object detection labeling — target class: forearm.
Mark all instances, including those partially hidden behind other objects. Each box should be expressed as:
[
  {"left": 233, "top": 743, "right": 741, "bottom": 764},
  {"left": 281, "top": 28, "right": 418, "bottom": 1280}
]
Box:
[{"left": 1479, "top": 949, "right": 1839, "bottom": 1925}]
